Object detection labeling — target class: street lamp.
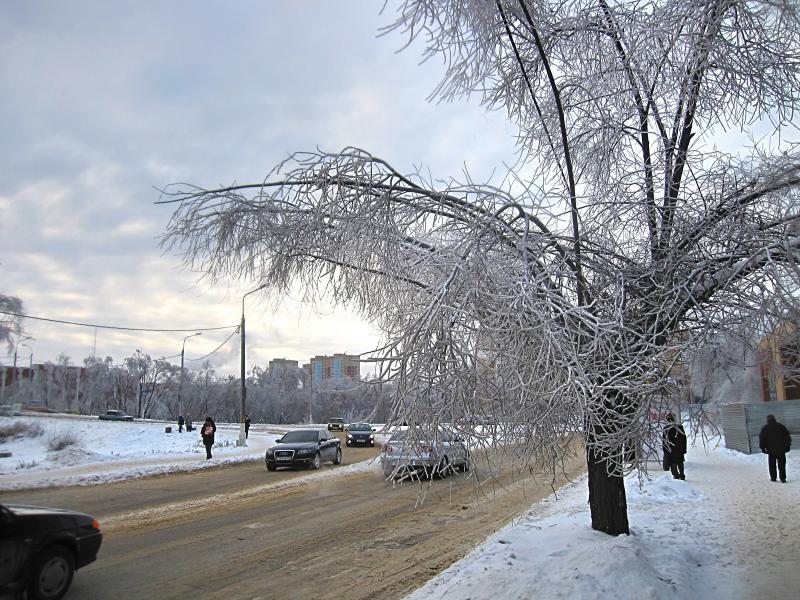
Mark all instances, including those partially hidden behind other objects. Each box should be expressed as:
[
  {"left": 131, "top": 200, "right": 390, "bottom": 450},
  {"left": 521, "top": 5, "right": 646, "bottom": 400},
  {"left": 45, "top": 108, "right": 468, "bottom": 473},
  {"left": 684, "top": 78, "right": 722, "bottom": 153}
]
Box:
[
  {"left": 239, "top": 284, "right": 267, "bottom": 447},
  {"left": 7, "top": 336, "right": 34, "bottom": 396},
  {"left": 178, "top": 333, "right": 202, "bottom": 419}
]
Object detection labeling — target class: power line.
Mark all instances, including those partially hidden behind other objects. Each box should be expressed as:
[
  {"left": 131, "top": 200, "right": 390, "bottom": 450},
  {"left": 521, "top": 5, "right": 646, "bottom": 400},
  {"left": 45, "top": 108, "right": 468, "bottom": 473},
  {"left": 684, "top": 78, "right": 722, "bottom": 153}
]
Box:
[
  {"left": 0, "top": 310, "right": 237, "bottom": 333},
  {"left": 186, "top": 327, "right": 240, "bottom": 362}
]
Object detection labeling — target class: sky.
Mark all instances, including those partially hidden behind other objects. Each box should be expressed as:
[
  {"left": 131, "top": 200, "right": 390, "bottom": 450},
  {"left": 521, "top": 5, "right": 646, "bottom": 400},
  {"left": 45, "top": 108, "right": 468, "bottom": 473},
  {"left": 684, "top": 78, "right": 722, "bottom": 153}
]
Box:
[
  {"left": 0, "top": 0, "right": 517, "bottom": 375},
  {"left": 3, "top": 414, "right": 798, "bottom": 597}
]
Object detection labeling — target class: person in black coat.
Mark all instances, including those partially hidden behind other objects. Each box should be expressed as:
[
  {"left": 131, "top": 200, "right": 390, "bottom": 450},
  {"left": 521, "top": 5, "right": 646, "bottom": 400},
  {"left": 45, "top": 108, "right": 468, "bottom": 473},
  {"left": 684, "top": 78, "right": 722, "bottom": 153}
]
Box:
[
  {"left": 177, "top": 414, "right": 185, "bottom": 433},
  {"left": 662, "top": 412, "right": 687, "bottom": 480},
  {"left": 244, "top": 416, "right": 251, "bottom": 439},
  {"left": 201, "top": 417, "right": 217, "bottom": 460},
  {"left": 759, "top": 414, "right": 791, "bottom": 483}
]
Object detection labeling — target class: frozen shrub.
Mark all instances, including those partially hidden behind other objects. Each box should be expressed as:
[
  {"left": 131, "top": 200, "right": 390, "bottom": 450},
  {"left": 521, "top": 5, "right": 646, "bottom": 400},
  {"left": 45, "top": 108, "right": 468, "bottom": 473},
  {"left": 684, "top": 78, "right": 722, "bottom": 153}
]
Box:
[
  {"left": 16, "top": 459, "right": 39, "bottom": 469},
  {"left": 47, "top": 428, "right": 81, "bottom": 452},
  {"left": 0, "top": 421, "right": 44, "bottom": 443}
]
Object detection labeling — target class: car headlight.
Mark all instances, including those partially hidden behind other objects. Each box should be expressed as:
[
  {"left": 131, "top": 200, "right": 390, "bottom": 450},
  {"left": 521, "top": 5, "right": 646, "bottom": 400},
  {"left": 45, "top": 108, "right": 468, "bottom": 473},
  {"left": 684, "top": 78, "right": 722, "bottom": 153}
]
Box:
[
  {"left": 296, "top": 448, "right": 314, "bottom": 456},
  {"left": 347, "top": 434, "right": 353, "bottom": 439},
  {"left": 369, "top": 435, "right": 374, "bottom": 439}
]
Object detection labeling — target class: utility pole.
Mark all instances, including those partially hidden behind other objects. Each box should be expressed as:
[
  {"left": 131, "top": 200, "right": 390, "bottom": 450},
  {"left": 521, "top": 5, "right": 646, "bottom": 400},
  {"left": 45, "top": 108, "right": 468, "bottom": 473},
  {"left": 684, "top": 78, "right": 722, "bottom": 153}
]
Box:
[
  {"left": 179, "top": 333, "right": 202, "bottom": 420},
  {"left": 239, "top": 284, "right": 266, "bottom": 447}
]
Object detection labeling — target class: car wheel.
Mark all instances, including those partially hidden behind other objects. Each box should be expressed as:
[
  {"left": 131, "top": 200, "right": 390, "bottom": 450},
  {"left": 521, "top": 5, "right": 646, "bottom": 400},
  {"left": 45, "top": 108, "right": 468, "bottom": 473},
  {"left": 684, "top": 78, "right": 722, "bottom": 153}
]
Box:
[
  {"left": 310, "top": 452, "right": 321, "bottom": 470},
  {"left": 266, "top": 463, "right": 276, "bottom": 471},
  {"left": 28, "top": 544, "right": 74, "bottom": 600},
  {"left": 333, "top": 447, "right": 342, "bottom": 465},
  {"left": 437, "top": 457, "right": 451, "bottom": 478}
]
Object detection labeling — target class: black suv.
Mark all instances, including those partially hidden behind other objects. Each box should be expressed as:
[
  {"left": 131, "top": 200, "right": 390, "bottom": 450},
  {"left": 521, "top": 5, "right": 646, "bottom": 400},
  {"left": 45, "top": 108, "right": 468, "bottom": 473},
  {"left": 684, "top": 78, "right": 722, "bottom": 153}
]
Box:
[
  {"left": 265, "top": 429, "right": 342, "bottom": 471},
  {"left": 0, "top": 503, "right": 103, "bottom": 600}
]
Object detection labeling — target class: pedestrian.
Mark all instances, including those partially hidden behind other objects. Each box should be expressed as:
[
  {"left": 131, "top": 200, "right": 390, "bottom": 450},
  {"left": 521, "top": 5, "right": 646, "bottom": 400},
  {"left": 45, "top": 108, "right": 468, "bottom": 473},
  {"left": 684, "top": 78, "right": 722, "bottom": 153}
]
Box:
[
  {"left": 244, "top": 415, "right": 251, "bottom": 439},
  {"left": 201, "top": 416, "right": 216, "bottom": 460},
  {"left": 759, "top": 414, "right": 791, "bottom": 483},
  {"left": 177, "top": 414, "right": 185, "bottom": 433},
  {"left": 662, "top": 412, "right": 687, "bottom": 480},
  {"left": 186, "top": 415, "right": 192, "bottom": 432}
]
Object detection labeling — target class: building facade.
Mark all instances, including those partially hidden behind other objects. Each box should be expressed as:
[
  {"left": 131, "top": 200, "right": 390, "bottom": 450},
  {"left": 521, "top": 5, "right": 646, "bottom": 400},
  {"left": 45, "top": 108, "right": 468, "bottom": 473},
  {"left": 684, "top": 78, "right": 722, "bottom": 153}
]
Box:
[{"left": 309, "top": 353, "right": 360, "bottom": 388}]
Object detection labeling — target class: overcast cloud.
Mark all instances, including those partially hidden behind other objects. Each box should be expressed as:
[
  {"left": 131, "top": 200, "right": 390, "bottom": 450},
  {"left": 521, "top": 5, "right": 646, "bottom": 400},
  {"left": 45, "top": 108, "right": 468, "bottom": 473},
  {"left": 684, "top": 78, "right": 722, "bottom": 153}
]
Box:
[{"left": 0, "top": 0, "right": 516, "bottom": 375}]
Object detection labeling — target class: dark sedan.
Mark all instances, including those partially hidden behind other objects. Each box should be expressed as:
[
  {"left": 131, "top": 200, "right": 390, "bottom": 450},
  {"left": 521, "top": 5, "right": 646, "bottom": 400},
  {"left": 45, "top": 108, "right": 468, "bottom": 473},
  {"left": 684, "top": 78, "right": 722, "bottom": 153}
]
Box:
[
  {"left": 0, "top": 503, "right": 102, "bottom": 600},
  {"left": 346, "top": 423, "right": 376, "bottom": 447},
  {"left": 98, "top": 410, "right": 134, "bottom": 422},
  {"left": 265, "top": 429, "right": 342, "bottom": 471}
]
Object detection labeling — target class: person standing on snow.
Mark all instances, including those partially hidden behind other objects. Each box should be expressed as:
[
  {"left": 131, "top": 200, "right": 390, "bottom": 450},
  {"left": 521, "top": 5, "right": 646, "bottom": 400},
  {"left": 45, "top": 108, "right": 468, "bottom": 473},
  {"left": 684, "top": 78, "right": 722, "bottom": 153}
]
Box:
[
  {"left": 759, "top": 414, "right": 791, "bottom": 483},
  {"left": 244, "top": 415, "right": 251, "bottom": 439},
  {"left": 177, "top": 414, "right": 185, "bottom": 433},
  {"left": 662, "top": 412, "right": 687, "bottom": 480},
  {"left": 201, "top": 416, "right": 217, "bottom": 460}
]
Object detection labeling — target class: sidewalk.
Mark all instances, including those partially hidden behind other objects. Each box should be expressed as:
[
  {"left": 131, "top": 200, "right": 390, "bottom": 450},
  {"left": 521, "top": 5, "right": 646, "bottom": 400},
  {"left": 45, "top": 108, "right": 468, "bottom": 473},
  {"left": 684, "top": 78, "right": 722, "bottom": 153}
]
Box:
[{"left": 405, "top": 437, "right": 799, "bottom": 600}]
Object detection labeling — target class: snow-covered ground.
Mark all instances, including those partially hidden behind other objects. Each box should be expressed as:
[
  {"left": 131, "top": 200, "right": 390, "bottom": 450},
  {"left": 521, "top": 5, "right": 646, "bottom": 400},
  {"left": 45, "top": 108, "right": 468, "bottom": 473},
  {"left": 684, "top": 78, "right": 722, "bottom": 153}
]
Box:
[
  {"left": 406, "top": 438, "right": 800, "bottom": 600},
  {"left": 0, "top": 414, "right": 290, "bottom": 489},
  {"left": 2, "top": 415, "right": 798, "bottom": 598}
]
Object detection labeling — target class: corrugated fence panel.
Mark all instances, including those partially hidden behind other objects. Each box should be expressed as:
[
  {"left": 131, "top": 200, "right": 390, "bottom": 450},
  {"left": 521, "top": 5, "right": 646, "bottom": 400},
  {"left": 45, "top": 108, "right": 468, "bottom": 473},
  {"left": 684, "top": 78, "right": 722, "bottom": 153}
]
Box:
[
  {"left": 720, "top": 403, "right": 751, "bottom": 453},
  {"left": 721, "top": 400, "right": 800, "bottom": 454}
]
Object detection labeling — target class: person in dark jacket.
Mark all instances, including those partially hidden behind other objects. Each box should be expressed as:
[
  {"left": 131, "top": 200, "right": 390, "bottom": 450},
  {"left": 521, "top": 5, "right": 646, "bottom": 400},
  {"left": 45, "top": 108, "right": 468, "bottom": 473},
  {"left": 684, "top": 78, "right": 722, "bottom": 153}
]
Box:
[
  {"left": 244, "top": 415, "right": 251, "bottom": 439},
  {"left": 201, "top": 417, "right": 217, "bottom": 460},
  {"left": 662, "top": 412, "right": 687, "bottom": 480},
  {"left": 759, "top": 414, "right": 791, "bottom": 483},
  {"left": 177, "top": 414, "right": 185, "bottom": 433}
]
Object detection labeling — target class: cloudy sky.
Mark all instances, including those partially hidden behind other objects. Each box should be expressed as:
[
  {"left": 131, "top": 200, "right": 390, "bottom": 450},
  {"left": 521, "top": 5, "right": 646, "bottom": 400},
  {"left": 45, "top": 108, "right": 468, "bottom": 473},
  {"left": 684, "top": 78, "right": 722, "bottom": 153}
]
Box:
[{"left": 0, "top": 0, "right": 516, "bottom": 375}]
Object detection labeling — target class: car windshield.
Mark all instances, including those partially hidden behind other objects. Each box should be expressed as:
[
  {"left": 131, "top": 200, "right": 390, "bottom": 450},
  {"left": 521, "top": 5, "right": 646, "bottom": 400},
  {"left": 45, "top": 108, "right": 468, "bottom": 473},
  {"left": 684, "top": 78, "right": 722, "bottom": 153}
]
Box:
[
  {"left": 349, "top": 423, "right": 371, "bottom": 431},
  {"left": 330, "top": 418, "right": 344, "bottom": 423},
  {"left": 280, "top": 431, "right": 319, "bottom": 443}
]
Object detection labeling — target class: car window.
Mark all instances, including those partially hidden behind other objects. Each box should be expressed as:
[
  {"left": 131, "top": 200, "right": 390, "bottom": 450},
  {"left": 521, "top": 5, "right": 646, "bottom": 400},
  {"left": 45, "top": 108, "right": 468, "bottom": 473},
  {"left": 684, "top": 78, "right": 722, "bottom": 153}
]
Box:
[
  {"left": 281, "top": 430, "right": 320, "bottom": 443},
  {"left": 349, "top": 423, "right": 371, "bottom": 431}
]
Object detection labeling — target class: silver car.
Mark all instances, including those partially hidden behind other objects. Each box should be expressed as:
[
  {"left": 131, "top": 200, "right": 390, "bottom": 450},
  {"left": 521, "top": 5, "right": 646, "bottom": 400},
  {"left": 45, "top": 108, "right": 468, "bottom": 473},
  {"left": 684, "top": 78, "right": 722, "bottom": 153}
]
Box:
[{"left": 381, "top": 428, "right": 470, "bottom": 479}]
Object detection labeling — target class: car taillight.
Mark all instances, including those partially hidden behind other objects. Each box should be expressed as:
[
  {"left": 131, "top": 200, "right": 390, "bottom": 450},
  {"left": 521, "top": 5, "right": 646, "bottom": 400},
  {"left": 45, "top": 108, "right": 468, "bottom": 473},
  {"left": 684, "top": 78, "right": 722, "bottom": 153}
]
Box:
[{"left": 92, "top": 519, "right": 101, "bottom": 531}]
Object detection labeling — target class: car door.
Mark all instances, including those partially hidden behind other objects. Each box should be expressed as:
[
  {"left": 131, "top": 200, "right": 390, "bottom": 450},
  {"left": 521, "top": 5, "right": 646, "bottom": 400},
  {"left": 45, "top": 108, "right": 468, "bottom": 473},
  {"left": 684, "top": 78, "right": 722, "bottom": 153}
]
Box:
[{"left": 321, "top": 431, "right": 333, "bottom": 461}]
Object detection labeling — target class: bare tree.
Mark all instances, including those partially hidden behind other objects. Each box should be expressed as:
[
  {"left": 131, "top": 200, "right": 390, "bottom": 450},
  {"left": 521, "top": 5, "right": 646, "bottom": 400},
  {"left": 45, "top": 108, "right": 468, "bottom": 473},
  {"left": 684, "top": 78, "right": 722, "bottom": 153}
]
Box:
[
  {"left": 161, "top": 0, "right": 800, "bottom": 535},
  {"left": 0, "top": 293, "right": 24, "bottom": 353}
]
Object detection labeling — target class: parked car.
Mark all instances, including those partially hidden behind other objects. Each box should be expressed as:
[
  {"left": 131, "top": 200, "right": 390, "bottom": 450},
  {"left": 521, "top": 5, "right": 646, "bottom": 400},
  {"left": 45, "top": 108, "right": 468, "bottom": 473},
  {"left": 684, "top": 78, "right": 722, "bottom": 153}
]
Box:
[
  {"left": 381, "top": 428, "right": 470, "bottom": 479},
  {"left": 265, "top": 429, "right": 342, "bottom": 471},
  {"left": 327, "top": 418, "right": 345, "bottom": 432},
  {"left": 346, "top": 423, "right": 376, "bottom": 447},
  {"left": 0, "top": 503, "right": 102, "bottom": 600},
  {"left": 0, "top": 403, "right": 22, "bottom": 416},
  {"left": 98, "top": 410, "right": 134, "bottom": 422}
]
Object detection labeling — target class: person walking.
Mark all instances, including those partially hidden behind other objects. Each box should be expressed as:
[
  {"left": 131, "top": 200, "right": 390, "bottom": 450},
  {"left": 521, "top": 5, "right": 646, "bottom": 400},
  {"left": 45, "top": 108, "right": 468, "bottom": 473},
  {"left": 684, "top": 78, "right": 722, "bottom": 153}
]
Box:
[
  {"left": 759, "top": 414, "right": 791, "bottom": 483},
  {"left": 244, "top": 415, "right": 251, "bottom": 439},
  {"left": 177, "top": 414, "right": 185, "bottom": 433},
  {"left": 662, "top": 412, "right": 687, "bottom": 480},
  {"left": 186, "top": 415, "right": 192, "bottom": 432},
  {"left": 201, "top": 417, "right": 216, "bottom": 460}
]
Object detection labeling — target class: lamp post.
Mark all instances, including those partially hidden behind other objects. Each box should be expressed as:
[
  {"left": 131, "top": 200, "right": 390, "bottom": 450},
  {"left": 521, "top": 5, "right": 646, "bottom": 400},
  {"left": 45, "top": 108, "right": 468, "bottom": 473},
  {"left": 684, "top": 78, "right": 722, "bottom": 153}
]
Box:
[
  {"left": 178, "top": 333, "right": 202, "bottom": 419},
  {"left": 239, "top": 284, "right": 266, "bottom": 447},
  {"left": 7, "top": 336, "right": 34, "bottom": 397}
]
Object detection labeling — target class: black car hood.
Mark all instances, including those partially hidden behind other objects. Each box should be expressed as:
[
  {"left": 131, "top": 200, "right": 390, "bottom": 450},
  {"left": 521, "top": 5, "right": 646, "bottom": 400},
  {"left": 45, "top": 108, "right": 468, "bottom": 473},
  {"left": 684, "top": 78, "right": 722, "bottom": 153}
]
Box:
[
  {"left": 4, "top": 504, "right": 95, "bottom": 527},
  {"left": 348, "top": 431, "right": 373, "bottom": 437},
  {"left": 270, "top": 442, "right": 319, "bottom": 451}
]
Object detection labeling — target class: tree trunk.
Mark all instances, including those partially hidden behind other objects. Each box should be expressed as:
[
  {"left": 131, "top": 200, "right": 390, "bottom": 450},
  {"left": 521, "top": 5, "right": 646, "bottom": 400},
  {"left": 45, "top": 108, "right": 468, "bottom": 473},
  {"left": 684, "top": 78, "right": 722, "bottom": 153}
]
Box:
[{"left": 587, "top": 447, "right": 630, "bottom": 535}]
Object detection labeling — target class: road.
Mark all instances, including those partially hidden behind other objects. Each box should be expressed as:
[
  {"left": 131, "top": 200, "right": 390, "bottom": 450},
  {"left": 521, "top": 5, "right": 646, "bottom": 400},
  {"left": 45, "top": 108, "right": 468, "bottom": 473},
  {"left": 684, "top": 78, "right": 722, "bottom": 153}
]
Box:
[{"left": 0, "top": 438, "right": 586, "bottom": 600}]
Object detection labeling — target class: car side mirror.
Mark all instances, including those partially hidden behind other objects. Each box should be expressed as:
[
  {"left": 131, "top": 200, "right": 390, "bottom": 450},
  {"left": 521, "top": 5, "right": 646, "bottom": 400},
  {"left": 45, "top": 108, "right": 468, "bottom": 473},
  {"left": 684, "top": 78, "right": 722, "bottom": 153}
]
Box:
[{"left": 372, "top": 428, "right": 377, "bottom": 432}]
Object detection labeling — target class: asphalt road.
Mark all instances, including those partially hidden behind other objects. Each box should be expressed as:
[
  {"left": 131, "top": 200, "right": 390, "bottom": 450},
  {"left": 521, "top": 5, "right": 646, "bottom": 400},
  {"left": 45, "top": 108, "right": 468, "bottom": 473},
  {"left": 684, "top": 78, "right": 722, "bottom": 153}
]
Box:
[{"left": 1, "top": 438, "right": 586, "bottom": 600}]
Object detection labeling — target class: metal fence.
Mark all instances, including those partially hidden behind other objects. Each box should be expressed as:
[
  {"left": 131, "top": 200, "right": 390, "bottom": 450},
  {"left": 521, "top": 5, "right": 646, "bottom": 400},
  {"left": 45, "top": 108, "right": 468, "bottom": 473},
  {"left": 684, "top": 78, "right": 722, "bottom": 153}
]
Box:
[{"left": 720, "top": 400, "right": 800, "bottom": 454}]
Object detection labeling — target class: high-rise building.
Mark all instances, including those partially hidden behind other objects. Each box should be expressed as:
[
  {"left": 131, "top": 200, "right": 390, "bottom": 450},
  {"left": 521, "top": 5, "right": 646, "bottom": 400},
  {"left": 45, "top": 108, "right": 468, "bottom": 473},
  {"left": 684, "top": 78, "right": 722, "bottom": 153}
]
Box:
[
  {"left": 268, "top": 358, "right": 299, "bottom": 379},
  {"left": 309, "top": 353, "right": 360, "bottom": 388}
]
